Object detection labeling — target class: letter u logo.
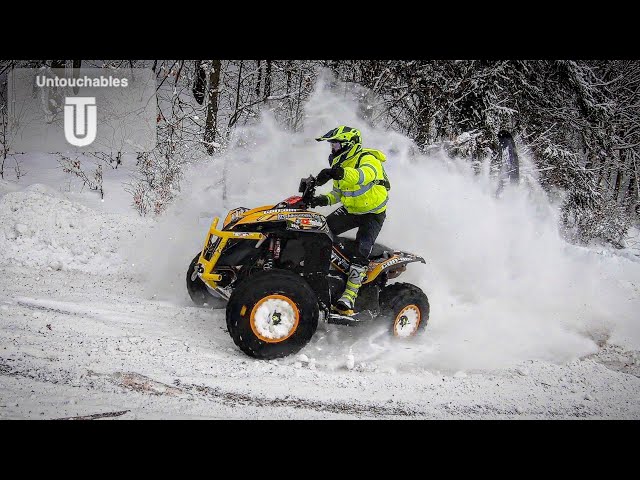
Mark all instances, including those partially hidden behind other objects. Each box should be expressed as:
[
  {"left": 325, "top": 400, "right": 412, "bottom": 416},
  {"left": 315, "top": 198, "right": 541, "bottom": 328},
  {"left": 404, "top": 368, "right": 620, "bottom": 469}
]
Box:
[{"left": 64, "top": 97, "right": 97, "bottom": 147}]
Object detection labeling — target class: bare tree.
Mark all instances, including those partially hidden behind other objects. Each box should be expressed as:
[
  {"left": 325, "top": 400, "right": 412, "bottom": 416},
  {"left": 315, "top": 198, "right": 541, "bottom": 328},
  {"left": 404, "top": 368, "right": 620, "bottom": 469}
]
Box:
[
  {"left": 204, "top": 60, "right": 222, "bottom": 155},
  {"left": 0, "top": 75, "right": 8, "bottom": 179},
  {"left": 192, "top": 60, "right": 206, "bottom": 105},
  {"left": 255, "top": 60, "right": 262, "bottom": 99},
  {"left": 328, "top": 59, "right": 639, "bottom": 244},
  {"left": 264, "top": 60, "right": 272, "bottom": 101},
  {"left": 57, "top": 156, "right": 103, "bottom": 198}
]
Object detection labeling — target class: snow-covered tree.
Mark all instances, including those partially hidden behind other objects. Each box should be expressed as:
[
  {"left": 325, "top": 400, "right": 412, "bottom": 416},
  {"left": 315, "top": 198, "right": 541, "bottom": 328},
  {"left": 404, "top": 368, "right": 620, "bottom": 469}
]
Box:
[{"left": 329, "top": 60, "right": 639, "bottom": 245}]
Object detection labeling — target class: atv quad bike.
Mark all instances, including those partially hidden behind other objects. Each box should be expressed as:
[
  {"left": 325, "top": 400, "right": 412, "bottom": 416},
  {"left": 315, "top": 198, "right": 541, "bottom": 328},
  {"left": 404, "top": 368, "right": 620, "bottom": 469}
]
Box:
[{"left": 187, "top": 175, "right": 430, "bottom": 359}]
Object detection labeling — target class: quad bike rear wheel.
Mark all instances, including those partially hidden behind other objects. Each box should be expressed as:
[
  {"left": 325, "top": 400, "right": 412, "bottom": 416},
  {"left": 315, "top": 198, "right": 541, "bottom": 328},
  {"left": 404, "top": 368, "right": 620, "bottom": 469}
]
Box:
[
  {"left": 379, "top": 282, "right": 430, "bottom": 337},
  {"left": 226, "top": 269, "right": 319, "bottom": 359},
  {"left": 186, "top": 252, "right": 227, "bottom": 308}
]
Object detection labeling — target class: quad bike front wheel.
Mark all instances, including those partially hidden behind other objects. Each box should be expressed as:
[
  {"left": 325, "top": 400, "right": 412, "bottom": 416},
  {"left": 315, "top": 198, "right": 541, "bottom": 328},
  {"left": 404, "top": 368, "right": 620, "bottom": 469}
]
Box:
[
  {"left": 186, "top": 252, "right": 227, "bottom": 308},
  {"left": 226, "top": 269, "right": 319, "bottom": 359},
  {"left": 379, "top": 282, "right": 430, "bottom": 338}
]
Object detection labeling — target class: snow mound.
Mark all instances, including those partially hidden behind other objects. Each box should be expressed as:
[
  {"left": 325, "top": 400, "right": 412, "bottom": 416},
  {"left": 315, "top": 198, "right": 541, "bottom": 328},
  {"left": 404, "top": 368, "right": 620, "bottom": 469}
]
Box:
[
  {"left": 0, "top": 184, "right": 144, "bottom": 273},
  {"left": 0, "top": 179, "right": 21, "bottom": 199}
]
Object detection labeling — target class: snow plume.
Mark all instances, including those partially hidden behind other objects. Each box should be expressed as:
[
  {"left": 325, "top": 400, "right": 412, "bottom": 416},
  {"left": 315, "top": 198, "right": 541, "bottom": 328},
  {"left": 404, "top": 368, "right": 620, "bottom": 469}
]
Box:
[{"left": 133, "top": 71, "right": 640, "bottom": 372}]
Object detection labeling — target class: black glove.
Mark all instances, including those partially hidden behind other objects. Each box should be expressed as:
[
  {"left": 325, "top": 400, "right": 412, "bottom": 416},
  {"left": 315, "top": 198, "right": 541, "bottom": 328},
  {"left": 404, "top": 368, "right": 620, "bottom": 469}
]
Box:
[
  {"left": 309, "top": 195, "right": 329, "bottom": 207},
  {"left": 316, "top": 166, "right": 345, "bottom": 186}
]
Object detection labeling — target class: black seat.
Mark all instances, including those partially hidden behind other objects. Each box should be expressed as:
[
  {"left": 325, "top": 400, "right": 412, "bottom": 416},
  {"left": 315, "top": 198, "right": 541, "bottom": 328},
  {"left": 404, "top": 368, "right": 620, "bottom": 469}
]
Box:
[{"left": 334, "top": 236, "right": 392, "bottom": 259}]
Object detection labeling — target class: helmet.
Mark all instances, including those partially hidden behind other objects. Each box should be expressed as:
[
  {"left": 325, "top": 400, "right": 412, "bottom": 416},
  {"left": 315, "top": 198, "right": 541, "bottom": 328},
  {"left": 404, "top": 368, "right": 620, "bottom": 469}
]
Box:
[{"left": 315, "top": 125, "right": 362, "bottom": 146}]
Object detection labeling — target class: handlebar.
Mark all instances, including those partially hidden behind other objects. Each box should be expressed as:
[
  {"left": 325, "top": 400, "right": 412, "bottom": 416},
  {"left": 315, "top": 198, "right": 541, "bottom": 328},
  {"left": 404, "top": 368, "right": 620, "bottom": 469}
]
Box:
[{"left": 298, "top": 175, "right": 317, "bottom": 207}]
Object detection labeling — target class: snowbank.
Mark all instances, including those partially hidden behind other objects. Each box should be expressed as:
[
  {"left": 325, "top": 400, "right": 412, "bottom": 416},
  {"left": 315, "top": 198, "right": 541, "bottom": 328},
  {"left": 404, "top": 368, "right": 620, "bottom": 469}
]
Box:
[
  {"left": 0, "top": 179, "right": 21, "bottom": 199},
  {"left": 0, "top": 184, "right": 145, "bottom": 273}
]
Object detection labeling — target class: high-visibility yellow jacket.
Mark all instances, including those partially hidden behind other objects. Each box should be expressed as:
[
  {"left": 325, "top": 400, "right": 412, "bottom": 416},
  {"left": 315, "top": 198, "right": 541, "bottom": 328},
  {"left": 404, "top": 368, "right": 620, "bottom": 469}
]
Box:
[{"left": 324, "top": 145, "right": 390, "bottom": 214}]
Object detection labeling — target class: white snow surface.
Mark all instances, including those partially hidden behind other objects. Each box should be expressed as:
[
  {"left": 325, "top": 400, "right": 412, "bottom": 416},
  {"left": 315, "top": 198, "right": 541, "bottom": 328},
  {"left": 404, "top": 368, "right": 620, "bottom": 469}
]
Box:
[
  {"left": 1, "top": 266, "right": 639, "bottom": 419},
  {"left": 1, "top": 73, "right": 640, "bottom": 419},
  {"left": 0, "top": 184, "right": 147, "bottom": 273}
]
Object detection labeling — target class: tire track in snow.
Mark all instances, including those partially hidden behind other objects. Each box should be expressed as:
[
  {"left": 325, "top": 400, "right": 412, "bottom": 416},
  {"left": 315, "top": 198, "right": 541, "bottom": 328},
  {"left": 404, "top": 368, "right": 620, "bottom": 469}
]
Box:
[
  {"left": 0, "top": 359, "right": 422, "bottom": 418},
  {"left": 173, "top": 380, "right": 422, "bottom": 417}
]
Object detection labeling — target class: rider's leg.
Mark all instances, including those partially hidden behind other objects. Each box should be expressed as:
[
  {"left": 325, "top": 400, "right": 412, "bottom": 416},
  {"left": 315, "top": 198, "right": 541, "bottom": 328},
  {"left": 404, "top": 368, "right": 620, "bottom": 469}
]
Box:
[
  {"left": 326, "top": 206, "right": 359, "bottom": 235},
  {"left": 336, "top": 211, "right": 386, "bottom": 313}
]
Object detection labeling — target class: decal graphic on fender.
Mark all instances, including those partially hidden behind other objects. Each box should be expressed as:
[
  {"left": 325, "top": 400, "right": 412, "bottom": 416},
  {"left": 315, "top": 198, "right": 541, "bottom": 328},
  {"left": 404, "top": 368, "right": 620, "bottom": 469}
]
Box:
[
  {"left": 273, "top": 212, "right": 329, "bottom": 231},
  {"left": 377, "top": 256, "right": 415, "bottom": 270},
  {"left": 276, "top": 212, "right": 324, "bottom": 221},
  {"left": 330, "top": 249, "right": 350, "bottom": 271},
  {"left": 367, "top": 256, "right": 413, "bottom": 272},
  {"left": 262, "top": 208, "right": 301, "bottom": 215}
]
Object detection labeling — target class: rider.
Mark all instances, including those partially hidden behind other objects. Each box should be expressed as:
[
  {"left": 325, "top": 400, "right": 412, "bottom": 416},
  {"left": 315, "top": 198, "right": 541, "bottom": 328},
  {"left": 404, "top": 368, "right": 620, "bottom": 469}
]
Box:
[{"left": 310, "top": 125, "right": 390, "bottom": 315}]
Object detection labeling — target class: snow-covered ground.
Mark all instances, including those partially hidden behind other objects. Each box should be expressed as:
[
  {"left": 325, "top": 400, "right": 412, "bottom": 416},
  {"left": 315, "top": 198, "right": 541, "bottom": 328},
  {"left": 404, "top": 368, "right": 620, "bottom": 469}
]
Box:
[
  {"left": 1, "top": 80, "right": 640, "bottom": 419},
  {"left": 1, "top": 255, "right": 639, "bottom": 419},
  {"left": 1, "top": 262, "right": 639, "bottom": 419},
  {"left": 2, "top": 175, "right": 639, "bottom": 419}
]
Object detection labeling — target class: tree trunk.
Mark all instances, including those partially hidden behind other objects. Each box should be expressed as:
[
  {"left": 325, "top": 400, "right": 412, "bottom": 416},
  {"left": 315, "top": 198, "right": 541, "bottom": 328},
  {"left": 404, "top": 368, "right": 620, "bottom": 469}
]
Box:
[
  {"left": 1, "top": 85, "right": 7, "bottom": 178},
  {"left": 626, "top": 164, "right": 637, "bottom": 205},
  {"left": 255, "top": 60, "right": 262, "bottom": 99},
  {"left": 72, "top": 60, "right": 82, "bottom": 95},
  {"left": 228, "top": 60, "right": 243, "bottom": 130},
  {"left": 204, "top": 60, "right": 222, "bottom": 155},
  {"left": 613, "top": 165, "right": 623, "bottom": 201},
  {"left": 286, "top": 60, "right": 292, "bottom": 94},
  {"left": 294, "top": 70, "right": 304, "bottom": 131},
  {"left": 632, "top": 154, "right": 640, "bottom": 202},
  {"left": 192, "top": 60, "right": 207, "bottom": 105},
  {"left": 264, "top": 60, "right": 272, "bottom": 101},
  {"left": 286, "top": 60, "right": 293, "bottom": 130}
]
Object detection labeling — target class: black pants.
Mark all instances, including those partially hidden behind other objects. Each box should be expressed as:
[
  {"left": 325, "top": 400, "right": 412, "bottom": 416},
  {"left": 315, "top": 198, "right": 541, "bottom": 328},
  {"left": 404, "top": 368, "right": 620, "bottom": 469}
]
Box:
[{"left": 327, "top": 206, "right": 386, "bottom": 265}]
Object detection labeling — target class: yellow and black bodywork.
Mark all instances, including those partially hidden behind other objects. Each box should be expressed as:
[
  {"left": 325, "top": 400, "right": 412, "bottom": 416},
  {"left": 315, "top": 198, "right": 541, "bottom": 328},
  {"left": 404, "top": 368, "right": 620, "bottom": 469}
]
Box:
[
  {"left": 186, "top": 175, "right": 429, "bottom": 359},
  {"left": 192, "top": 199, "right": 425, "bottom": 317}
]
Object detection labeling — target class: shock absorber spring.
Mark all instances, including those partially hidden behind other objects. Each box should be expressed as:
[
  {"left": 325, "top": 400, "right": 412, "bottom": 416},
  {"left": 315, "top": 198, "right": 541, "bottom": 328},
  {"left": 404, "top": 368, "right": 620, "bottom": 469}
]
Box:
[
  {"left": 264, "top": 237, "right": 275, "bottom": 270},
  {"left": 273, "top": 237, "right": 281, "bottom": 260}
]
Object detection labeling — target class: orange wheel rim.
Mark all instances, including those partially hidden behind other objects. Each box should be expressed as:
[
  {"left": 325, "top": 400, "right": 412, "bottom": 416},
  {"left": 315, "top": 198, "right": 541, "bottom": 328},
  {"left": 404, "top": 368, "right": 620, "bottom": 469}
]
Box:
[
  {"left": 250, "top": 294, "right": 300, "bottom": 343},
  {"left": 393, "top": 304, "right": 421, "bottom": 337}
]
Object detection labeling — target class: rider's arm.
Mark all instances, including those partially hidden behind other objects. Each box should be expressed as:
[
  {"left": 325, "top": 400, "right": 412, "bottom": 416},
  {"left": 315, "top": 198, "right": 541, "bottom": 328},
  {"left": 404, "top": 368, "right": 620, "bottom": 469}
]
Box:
[
  {"left": 340, "top": 156, "right": 381, "bottom": 187},
  {"left": 325, "top": 185, "right": 342, "bottom": 205}
]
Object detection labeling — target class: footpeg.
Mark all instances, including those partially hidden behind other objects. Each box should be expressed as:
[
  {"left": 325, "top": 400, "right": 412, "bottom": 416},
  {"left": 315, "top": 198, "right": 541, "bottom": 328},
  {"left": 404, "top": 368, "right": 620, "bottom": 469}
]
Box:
[{"left": 328, "top": 310, "right": 374, "bottom": 326}]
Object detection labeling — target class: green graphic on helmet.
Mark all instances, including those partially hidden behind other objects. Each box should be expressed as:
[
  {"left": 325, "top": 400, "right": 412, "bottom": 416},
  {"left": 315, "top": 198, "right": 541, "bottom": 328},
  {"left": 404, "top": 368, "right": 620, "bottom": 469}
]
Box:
[{"left": 315, "top": 125, "right": 362, "bottom": 146}]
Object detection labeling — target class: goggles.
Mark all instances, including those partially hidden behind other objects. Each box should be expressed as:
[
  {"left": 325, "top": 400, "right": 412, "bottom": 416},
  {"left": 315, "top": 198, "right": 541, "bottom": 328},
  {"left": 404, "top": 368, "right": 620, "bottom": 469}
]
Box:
[{"left": 330, "top": 142, "right": 344, "bottom": 153}]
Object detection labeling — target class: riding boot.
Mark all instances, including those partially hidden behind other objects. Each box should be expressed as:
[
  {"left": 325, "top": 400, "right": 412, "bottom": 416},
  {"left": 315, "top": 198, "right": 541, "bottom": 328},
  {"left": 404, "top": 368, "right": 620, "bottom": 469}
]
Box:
[{"left": 335, "top": 263, "right": 367, "bottom": 314}]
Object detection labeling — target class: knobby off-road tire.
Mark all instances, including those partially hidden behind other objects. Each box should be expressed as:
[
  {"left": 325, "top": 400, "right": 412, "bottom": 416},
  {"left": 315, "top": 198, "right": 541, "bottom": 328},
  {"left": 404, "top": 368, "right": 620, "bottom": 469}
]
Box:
[
  {"left": 379, "top": 282, "right": 430, "bottom": 337},
  {"left": 186, "top": 252, "right": 227, "bottom": 308},
  {"left": 226, "top": 269, "right": 319, "bottom": 359}
]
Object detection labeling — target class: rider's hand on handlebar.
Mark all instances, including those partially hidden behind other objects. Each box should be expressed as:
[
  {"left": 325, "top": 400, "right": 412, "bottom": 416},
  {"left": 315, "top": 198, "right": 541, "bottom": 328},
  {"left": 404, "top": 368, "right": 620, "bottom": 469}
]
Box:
[
  {"left": 316, "top": 166, "right": 344, "bottom": 186},
  {"left": 309, "top": 195, "right": 329, "bottom": 208}
]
